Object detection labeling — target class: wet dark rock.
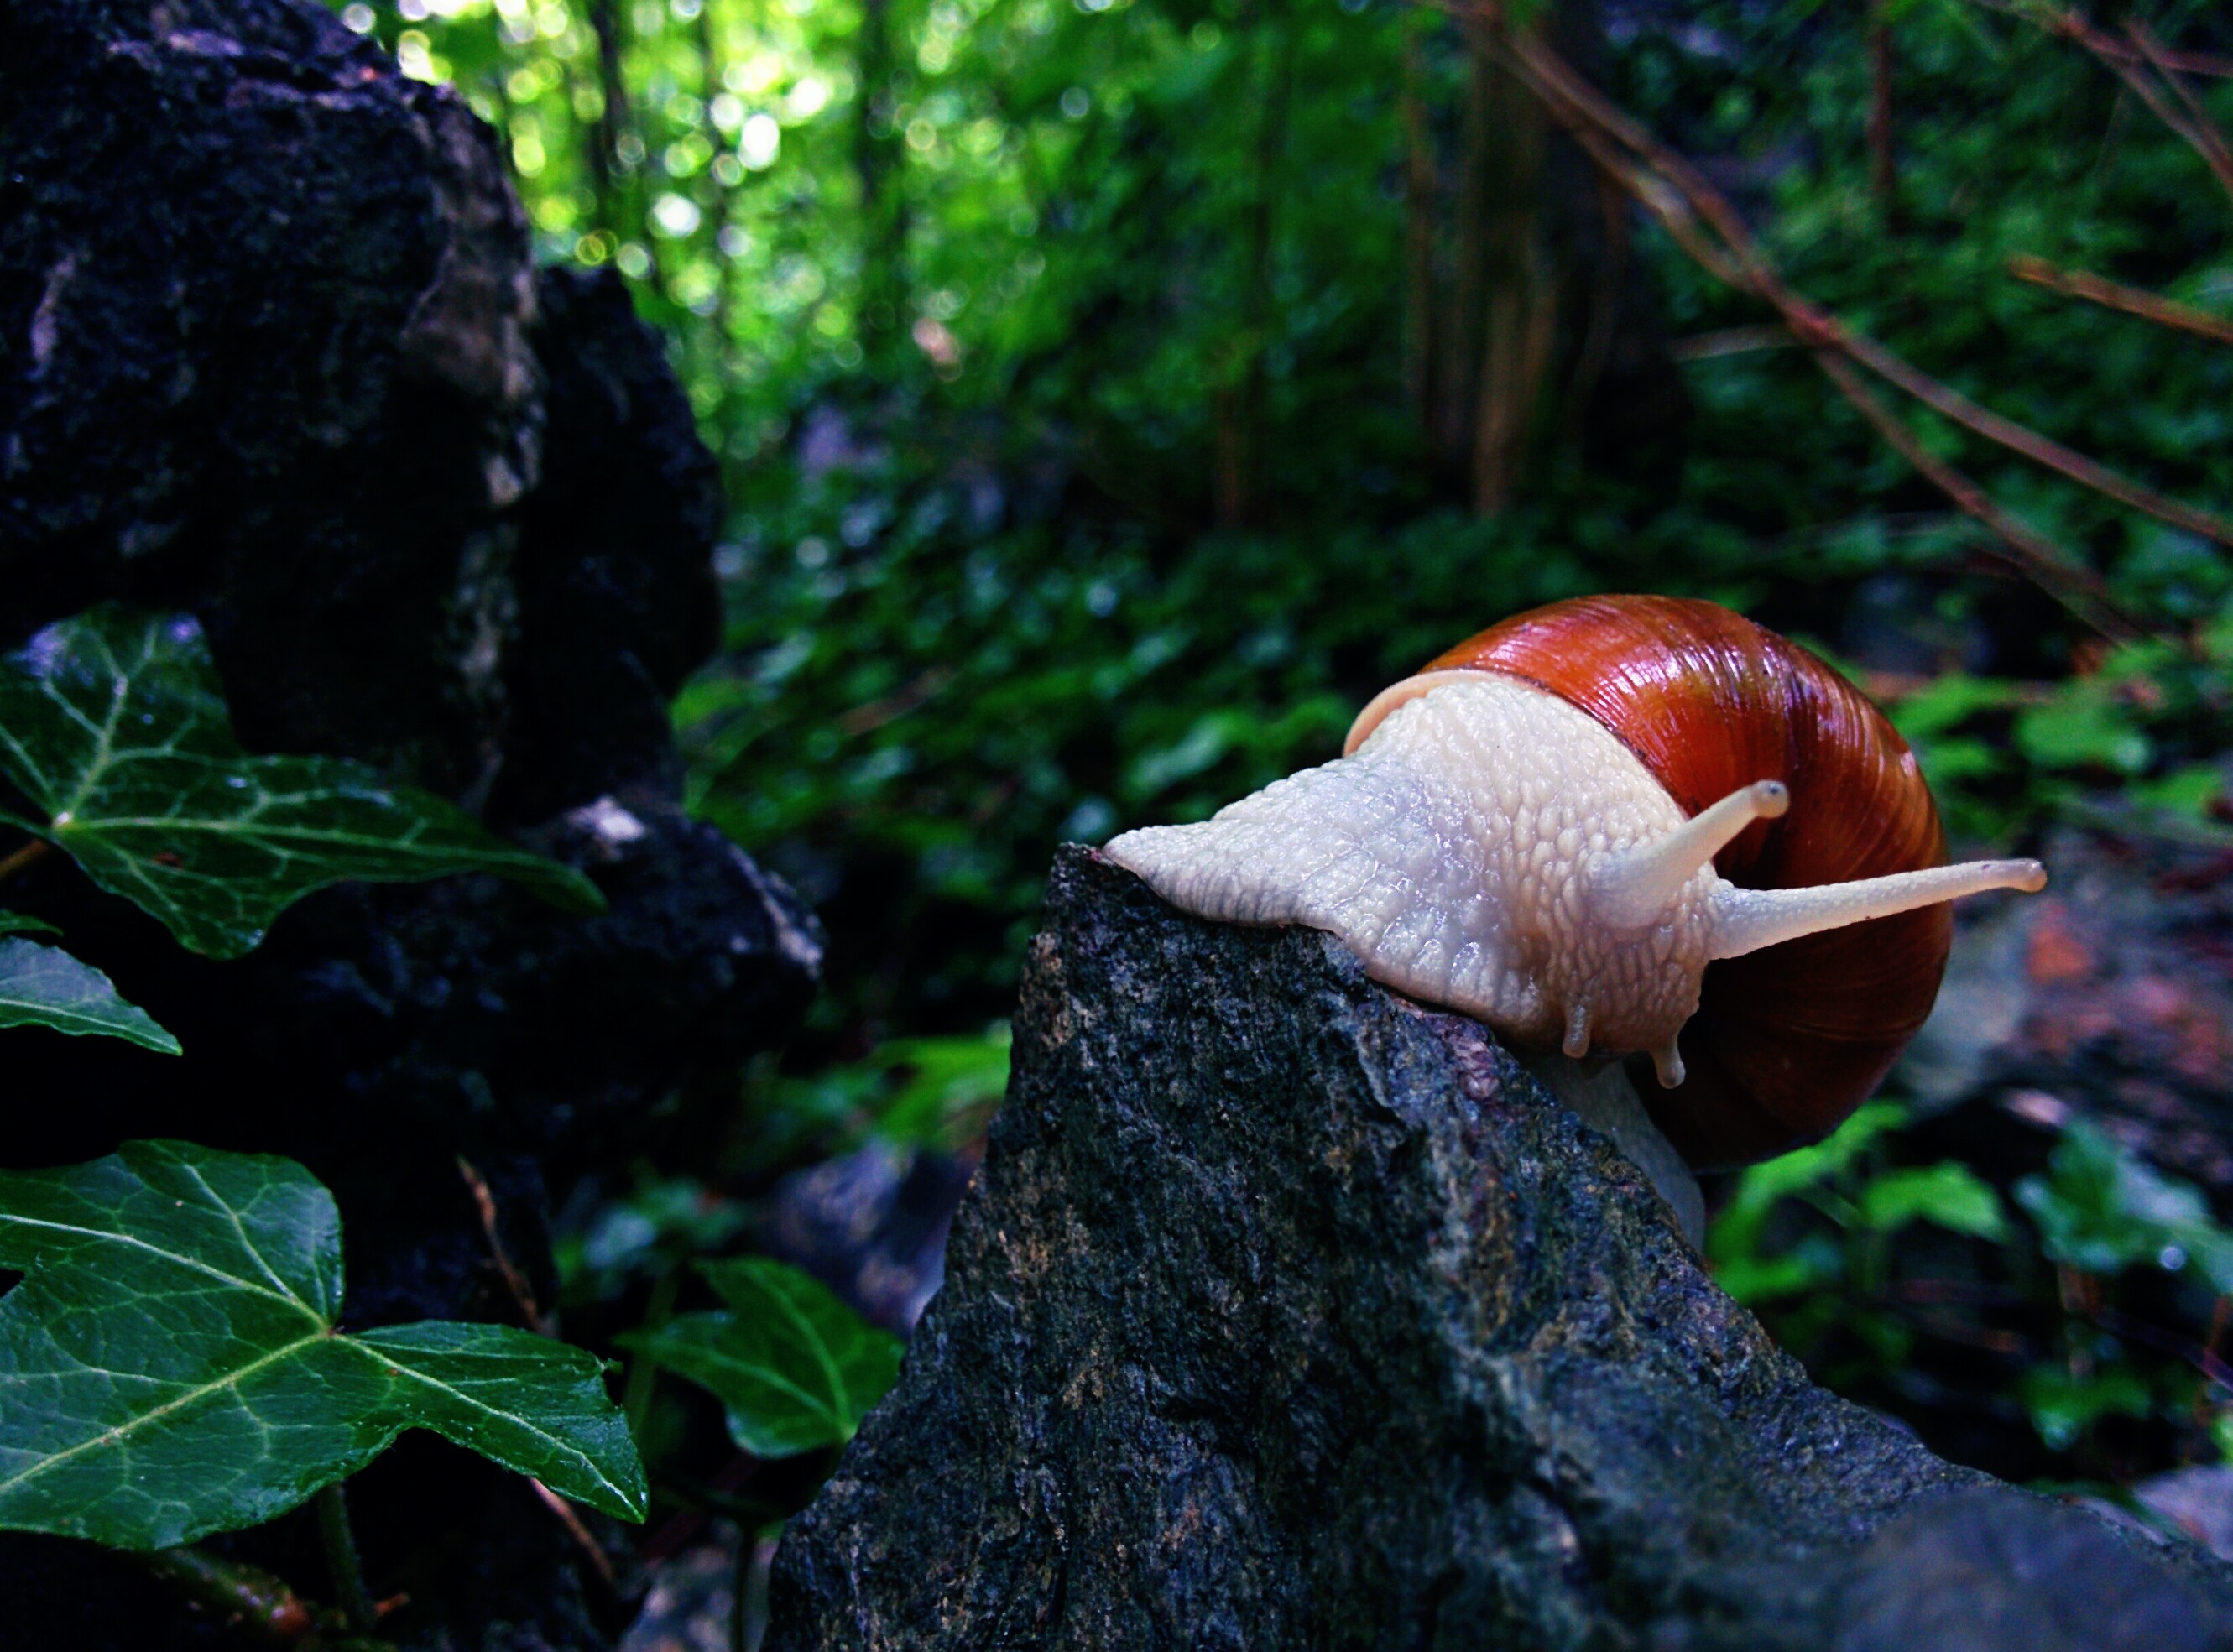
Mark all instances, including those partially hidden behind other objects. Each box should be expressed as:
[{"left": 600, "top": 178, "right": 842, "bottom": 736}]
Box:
[
  {"left": 2133, "top": 1467, "right": 2233, "bottom": 1565},
  {"left": 764, "top": 849, "right": 2233, "bottom": 1652},
  {"left": 0, "top": 3, "right": 816, "bottom": 1647},
  {"left": 756, "top": 1139, "right": 980, "bottom": 1334}
]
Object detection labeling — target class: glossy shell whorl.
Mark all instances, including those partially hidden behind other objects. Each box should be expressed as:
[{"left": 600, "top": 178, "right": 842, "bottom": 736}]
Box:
[{"left": 1362, "top": 595, "right": 1951, "bottom": 1170}]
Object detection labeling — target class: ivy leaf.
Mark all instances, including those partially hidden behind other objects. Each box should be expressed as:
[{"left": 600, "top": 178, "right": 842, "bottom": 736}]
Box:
[
  {"left": 0, "top": 608, "right": 604, "bottom": 959},
  {"left": 0, "top": 936, "right": 180, "bottom": 1053},
  {"left": 0, "top": 1141, "right": 646, "bottom": 1550},
  {"left": 0, "top": 912, "right": 59, "bottom": 937},
  {"left": 618, "top": 1258, "right": 903, "bottom": 1458}
]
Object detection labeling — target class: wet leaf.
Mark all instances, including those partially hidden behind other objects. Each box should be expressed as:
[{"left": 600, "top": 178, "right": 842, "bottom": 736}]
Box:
[
  {"left": 0, "top": 1141, "right": 645, "bottom": 1550},
  {"left": 1855, "top": 1163, "right": 2009, "bottom": 1242},
  {"left": 0, "top": 936, "right": 179, "bottom": 1054},
  {"left": 0, "top": 608, "right": 604, "bottom": 959},
  {"left": 618, "top": 1257, "right": 902, "bottom": 1457}
]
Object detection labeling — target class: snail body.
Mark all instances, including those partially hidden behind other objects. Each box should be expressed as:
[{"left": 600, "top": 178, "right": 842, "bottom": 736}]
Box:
[{"left": 1105, "top": 596, "right": 2045, "bottom": 1169}]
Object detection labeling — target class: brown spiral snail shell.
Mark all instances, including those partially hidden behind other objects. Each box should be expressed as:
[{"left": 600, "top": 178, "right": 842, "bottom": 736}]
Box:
[{"left": 1107, "top": 594, "right": 2044, "bottom": 1170}]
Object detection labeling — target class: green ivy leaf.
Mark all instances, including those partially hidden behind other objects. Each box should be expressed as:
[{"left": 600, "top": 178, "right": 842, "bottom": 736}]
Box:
[
  {"left": 618, "top": 1258, "right": 902, "bottom": 1458},
  {"left": 2016, "top": 1123, "right": 2233, "bottom": 1294},
  {"left": 0, "top": 608, "right": 605, "bottom": 959},
  {"left": 1855, "top": 1162, "right": 2009, "bottom": 1242},
  {"left": 0, "top": 936, "right": 179, "bottom": 1054},
  {"left": 0, "top": 912, "right": 59, "bottom": 937},
  {"left": 0, "top": 1141, "right": 645, "bottom": 1550}
]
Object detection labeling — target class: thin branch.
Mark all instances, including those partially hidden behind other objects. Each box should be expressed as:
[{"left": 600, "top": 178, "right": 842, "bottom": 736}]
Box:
[
  {"left": 1834, "top": 320, "right": 2233, "bottom": 549},
  {"left": 530, "top": 1477, "right": 618, "bottom": 1589},
  {"left": 2123, "top": 17, "right": 2233, "bottom": 202},
  {"left": 452, "top": 1163, "right": 618, "bottom": 1594},
  {"left": 457, "top": 1156, "right": 546, "bottom": 1333},
  {"left": 1666, "top": 325, "right": 1800, "bottom": 362},
  {"left": 317, "top": 1484, "right": 380, "bottom": 1636},
  {"left": 2006, "top": 2, "right": 2233, "bottom": 206},
  {"left": 2007, "top": 253, "right": 2233, "bottom": 347},
  {"left": 1957, "top": 0, "right": 2233, "bottom": 76},
  {"left": 2096, "top": 39, "right": 2233, "bottom": 81},
  {"left": 1501, "top": 23, "right": 2233, "bottom": 550},
  {"left": 0, "top": 837, "right": 52, "bottom": 884},
  {"left": 1869, "top": 2, "right": 1897, "bottom": 211},
  {"left": 1437, "top": 13, "right": 2180, "bottom": 638},
  {"left": 1813, "top": 352, "right": 2146, "bottom": 644},
  {"left": 133, "top": 1548, "right": 321, "bottom": 1646}
]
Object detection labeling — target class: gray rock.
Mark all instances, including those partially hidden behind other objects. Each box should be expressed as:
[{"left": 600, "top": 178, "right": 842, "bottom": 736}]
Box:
[
  {"left": 765, "top": 847, "right": 2233, "bottom": 1651},
  {"left": 2136, "top": 1466, "right": 2233, "bottom": 1563}
]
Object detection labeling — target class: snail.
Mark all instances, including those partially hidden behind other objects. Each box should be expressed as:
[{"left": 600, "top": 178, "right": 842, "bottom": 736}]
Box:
[{"left": 1104, "top": 595, "right": 2045, "bottom": 1199}]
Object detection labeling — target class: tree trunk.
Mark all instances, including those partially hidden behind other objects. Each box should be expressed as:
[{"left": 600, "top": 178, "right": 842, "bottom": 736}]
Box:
[
  {"left": 1213, "top": 0, "right": 1295, "bottom": 529},
  {"left": 587, "top": 0, "right": 634, "bottom": 237},
  {"left": 855, "top": 0, "right": 910, "bottom": 368},
  {"left": 1412, "top": 1, "right": 1689, "bottom": 511},
  {"left": 1401, "top": 27, "right": 1440, "bottom": 444},
  {"left": 1467, "top": 18, "right": 1556, "bottom": 513},
  {"left": 697, "top": 0, "right": 736, "bottom": 362}
]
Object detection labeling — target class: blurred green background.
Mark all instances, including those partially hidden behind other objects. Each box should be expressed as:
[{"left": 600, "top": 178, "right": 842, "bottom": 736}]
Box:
[{"left": 330, "top": 0, "right": 2233, "bottom": 1508}]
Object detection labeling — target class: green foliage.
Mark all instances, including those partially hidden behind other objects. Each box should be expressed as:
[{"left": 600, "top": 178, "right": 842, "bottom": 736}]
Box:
[
  {"left": 618, "top": 1257, "right": 904, "bottom": 1457},
  {"left": 0, "top": 1141, "right": 645, "bottom": 1550},
  {"left": 1710, "top": 1103, "right": 2233, "bottom": 1469},
  {"left": 2020, "top": 1364, "right": 2158, "bottom": 1455},
  {"left": 342, "top": 0, "right": 2233, "bottom": 1051},
  {"left": 736, "top": 1025, "right": 1011, "bottom": 1165},
  {"left": 0, "top": 936, "right": 179, "bottom": 1055},
  {"left": 2017, "top": 1122, "right": 2233, "bottom": 1296},
  {"left": 1709, "top": 1103, "right": 2007, "bottom": 1311},
  {"left": 333, "top": 0, "right": 2233, "bottom": 1509},
  {"left": 0, "top": 608, "right": 603, "bottom": 959},
  {"left": 556, "top": 1175, "right": 751, "bottom": 1307}
]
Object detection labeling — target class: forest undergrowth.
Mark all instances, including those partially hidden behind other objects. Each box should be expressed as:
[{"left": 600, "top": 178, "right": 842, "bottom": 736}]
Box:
[{"left": 337, "top": 0, "right": 2233, "bottom": 1524}]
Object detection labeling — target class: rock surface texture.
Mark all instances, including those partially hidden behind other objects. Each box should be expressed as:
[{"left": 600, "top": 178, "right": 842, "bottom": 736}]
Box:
[
  {"left": 0, "top": 3, "right": 817, "bottom": 1647},
  {"left": 766, "top": 849, "right": 2233, "bottom": 1652}
]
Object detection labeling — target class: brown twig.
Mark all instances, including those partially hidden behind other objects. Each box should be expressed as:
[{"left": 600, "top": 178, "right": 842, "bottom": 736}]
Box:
[
  {"left": 452, "top": 1163, "right": 618, "bottom": 1594},
  {"left": 0, "top": 836, "right": 53, "bottom": 884},
  {"left": 2090, "top": 1302, "right": 2233, "bottom": 1395},
  {"left": 1813, "top": 352, "right": 2146, "bottom": 643},
  {"left": 2005, "top": 2, "right": 2233, "bottom": 206},
  {"left": 2007, "top": 253, "right": 2233, "bottom": 347},
  {"left": 530, "top": 1477, "right": 619, "bottom": 1589},
  {"left": 1502, "top": 23, "right": 2233, "bottom": 548},
  {"left": 1666, "top": 325, "right": 1801, "bottom": 362},
  {"left": 2123, "top": 17, "right": 2233, "bottom": 203},
  {"left": 1834, "top": 320, "right": 2233, "bottom": 550},
  {"left": 1444, "top": 13, "right": 2173, "bottom": 639},
  {"left": 1938, "top": 0, "right": 2233, "bottom": 76},
  {"left": 132, "top": 1548, "right": 322, "bottom": 1646},
  {"left": 457, "top": 1156, "right": 545, "bottom": 1333},
  {"left": 2091, "top": 37, "right": 2233, "bottom": 81},
  {"left": 1869, "top": 2, "right": 1897, "bottom": 211}
]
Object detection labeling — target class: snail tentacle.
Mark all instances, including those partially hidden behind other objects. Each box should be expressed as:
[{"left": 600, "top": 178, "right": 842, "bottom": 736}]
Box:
[
  {"left": 1589, "top": 779, "right": 1788, "bottom": 930},
  {"left": 1704, "top": 857, "right": 2048, "bottom": 962}
]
